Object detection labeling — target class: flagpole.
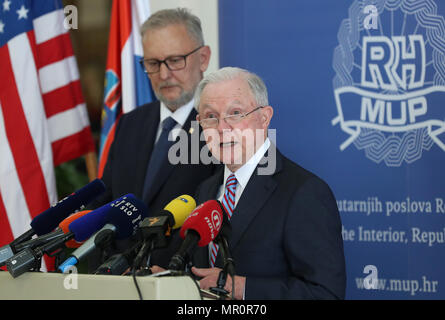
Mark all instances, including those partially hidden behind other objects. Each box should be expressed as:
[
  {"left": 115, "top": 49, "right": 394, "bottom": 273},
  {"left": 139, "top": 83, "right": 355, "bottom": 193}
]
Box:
[{"left": 84, "top": 152, "right": 98, "bottom": 181}]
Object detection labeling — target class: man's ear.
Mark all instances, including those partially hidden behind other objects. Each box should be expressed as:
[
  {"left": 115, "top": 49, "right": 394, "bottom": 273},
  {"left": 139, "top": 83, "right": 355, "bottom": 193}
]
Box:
[
  {"left": 261, "top": 106, "right": 274, "bottom": 128},
  {"left": 199, "top": 45, "right": 211, "bottom": 73}
]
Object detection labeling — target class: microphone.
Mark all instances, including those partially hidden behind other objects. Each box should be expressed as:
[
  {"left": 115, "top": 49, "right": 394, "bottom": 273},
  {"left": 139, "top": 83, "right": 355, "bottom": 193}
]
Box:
[
  {"left": 59, "top": 210, "right": 92, "bottom": 249},
  {"left": 58, "top": 194, "right": 147, "bottom": 273},
  {"left": 208, "top": 201, "right": 236, "bottom": 299},
  {"left": 0, "top": 179, "right": 105, "bottom": 266},
  {"left": 11, "top": 210, "right": 91, "bottom": 253},
  {"left": 132, "top": 195, "right": 196, "bottom": 270},
  {"left": 168, "top": 200, "right": 224, "bottom": 271},
  {"left": 5, "top": 211, "right": 98, "bottom": 278},
  {"left": 214, "top": 201, "right": 235, "bottom": 276},
  {"left": 31, "top": 179, "right": 106, "bottom": 236},
  {"left": 0, "top": 210, "right": 92, "bottom": 268},
  {"left": 94, "top": 242, "right": 140, "bottom": 276}
]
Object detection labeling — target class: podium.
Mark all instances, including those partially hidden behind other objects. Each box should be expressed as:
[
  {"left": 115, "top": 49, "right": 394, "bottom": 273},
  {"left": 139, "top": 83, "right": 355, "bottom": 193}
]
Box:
[{"left": 0, "top": 271, "right": 202, "bottom": 300}]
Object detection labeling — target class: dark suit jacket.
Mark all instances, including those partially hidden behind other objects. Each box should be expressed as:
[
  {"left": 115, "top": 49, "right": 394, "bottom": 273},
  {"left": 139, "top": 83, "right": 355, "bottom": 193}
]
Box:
[
  {"left": 192, "top": 145, "right": 346, "bottom": 299},
  {"left": 90, "top": 101, "right": 218, "bottom": 268}
]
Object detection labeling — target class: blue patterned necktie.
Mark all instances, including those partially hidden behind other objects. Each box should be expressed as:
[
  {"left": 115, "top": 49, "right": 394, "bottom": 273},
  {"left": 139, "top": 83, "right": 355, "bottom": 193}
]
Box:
[
  {"left": 209, "top": 173, "right": 238, "bottom": 267},
  {"left": 142, "top": 116, "right": 177, "bottom": 202}
]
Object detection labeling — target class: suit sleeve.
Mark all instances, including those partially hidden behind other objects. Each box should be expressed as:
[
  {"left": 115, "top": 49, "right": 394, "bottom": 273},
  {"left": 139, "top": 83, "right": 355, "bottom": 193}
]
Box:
[{"left": 244, "top": 177, "right": 346, "bottom": 300}]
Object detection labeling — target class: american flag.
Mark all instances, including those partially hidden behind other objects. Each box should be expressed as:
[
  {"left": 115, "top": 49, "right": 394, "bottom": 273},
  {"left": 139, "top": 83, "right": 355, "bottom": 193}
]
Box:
[
  {"left": 0, "top": 0, "right": 95, "bottom": 269},
  {"left": 98, "top": 0, "right": 153, "bottom": 177}
]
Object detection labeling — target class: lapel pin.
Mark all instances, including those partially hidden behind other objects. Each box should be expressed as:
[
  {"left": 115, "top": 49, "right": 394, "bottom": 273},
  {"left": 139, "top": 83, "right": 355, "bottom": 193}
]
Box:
[{"left": 189, "top": 127, "right": 194, "bottom": 134}]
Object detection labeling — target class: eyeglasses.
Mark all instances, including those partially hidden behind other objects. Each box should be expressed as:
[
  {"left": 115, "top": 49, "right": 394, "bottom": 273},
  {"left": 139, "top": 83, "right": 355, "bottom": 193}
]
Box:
[
  {"left": 199, "top": 106, "right": 264, "bottom": 129},
  {"left": 139, "top": 46, "right": 203, "bottom": 74}
]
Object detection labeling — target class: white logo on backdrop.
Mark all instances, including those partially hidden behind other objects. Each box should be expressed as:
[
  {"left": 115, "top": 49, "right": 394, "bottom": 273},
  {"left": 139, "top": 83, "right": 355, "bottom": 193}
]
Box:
[{"left": 332, "top": 0, "right": 445, "bottom": 166}]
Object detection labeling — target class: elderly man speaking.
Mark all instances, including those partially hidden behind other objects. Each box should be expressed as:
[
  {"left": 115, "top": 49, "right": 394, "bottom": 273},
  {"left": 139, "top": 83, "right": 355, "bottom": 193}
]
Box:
[{"left": 190, "top": 67, "right": 346, "bottom": 300}]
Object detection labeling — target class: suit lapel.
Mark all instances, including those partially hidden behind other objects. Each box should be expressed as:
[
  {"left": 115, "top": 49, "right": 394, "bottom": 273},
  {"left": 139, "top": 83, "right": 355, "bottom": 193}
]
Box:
[
  {"left": 193, "top": 144, "right": 283, "bottom": 267},
  {"left": 199, "top": 165, "right": 224, "bottom": 203},
  {"left": 229, "top": 145, "right": 282, "bottom": 250}
]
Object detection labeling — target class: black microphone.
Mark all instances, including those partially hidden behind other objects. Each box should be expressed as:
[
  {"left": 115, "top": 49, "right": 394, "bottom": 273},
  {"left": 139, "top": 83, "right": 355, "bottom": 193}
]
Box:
[
  {"left": 6, "top": 232, "right": 78, "bottom": 278},
  {"left": 7, "top": 210, "right": 91, "bottom": 254},
  {"left": 12, "top": 229, "right": 65, "bottom": 253},
  {"left": 95, "top": 242, "right": 141, "bottom": 275},
  {"left": 0, "top": 179, "right": 106, "bottom": 266},
  {"left": 132, "top": 195, "right": 196, "bottom": 270}
]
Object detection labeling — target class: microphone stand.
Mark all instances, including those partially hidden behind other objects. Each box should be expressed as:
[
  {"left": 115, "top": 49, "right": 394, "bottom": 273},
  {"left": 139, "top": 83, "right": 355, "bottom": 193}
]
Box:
[
  {"left": 209, "top": 265, "right": 230, "bottom": 300},
  {"left": 94, "top": 229, "right": 116, "bottom": 265},
  {"left": 209, "top": 236, "right": 235, "bottom": 300}
]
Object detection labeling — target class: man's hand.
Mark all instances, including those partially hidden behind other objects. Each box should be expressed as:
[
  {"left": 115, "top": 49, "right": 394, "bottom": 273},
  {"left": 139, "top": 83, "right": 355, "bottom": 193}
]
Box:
[
  {"left": 191, "top": 266, "right": 246, "bottom": 300},
  {"left": 150, "top": 265, "right": 166, "bottom": 274}
]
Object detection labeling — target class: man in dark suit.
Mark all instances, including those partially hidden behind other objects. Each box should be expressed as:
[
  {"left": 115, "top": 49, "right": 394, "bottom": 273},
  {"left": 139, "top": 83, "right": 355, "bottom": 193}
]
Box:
[
  {"left": 89, "top": 8, "right": 216, "bottom": 269},
  {"left": 189, "top": 67, "right": 346, "bottom": 299}
]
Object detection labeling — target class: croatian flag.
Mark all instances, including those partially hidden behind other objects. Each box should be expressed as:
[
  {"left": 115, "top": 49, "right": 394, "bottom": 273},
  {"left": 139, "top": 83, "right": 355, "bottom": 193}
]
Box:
[
  {"left": 98, "top": 0, "right": 153, "bottom": 177},
  {"left": 0, "top": 0, "right": 95, "bottom": 270}
]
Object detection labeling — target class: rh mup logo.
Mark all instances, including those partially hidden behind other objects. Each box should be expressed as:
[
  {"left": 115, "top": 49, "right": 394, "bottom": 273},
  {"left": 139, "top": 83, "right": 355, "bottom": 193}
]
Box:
[{"left": 332, "top": 0, "right": 445, "bottom": 166}]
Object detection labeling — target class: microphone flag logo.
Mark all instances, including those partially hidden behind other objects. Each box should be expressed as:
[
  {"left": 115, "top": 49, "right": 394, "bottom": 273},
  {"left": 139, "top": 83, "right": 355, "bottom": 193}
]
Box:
[{"left": 211, "top": 209, "right": 222, "bottom": 230}]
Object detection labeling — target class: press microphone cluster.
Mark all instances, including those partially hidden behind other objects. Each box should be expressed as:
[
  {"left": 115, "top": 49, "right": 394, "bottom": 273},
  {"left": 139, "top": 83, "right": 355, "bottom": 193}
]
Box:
[
  {"left": 58, "top": 194, "right": 147, "bottom": 273},
  {"left": 3, "top": 184, "right": 238, "bottom": 300},
  {"left": 0, "top": 179, "right": 106, "bottom": 267},
  {"left": 95, "top": 195, "right": 196, "bottom": 275}
]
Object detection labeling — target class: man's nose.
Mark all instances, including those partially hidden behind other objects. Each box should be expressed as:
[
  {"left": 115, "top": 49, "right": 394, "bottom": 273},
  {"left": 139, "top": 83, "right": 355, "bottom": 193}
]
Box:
[
  {"left": 217, "top": 116, "right": 232, "bottom": 133},
  {"left": 159, "top": 61, "right": 171, "bottom": 80}
]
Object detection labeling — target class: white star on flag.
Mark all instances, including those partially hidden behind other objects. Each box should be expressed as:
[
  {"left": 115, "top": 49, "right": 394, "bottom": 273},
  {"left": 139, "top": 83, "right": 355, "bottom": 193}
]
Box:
[
  {"left": 0, "top": 20, "right": 4, "bottom": 33},
  {"left": 3, "top": 0, "right": 11, "bottom": 11},
  {"left": 16, "top": 4, "right": 28, "bottom": 19}
]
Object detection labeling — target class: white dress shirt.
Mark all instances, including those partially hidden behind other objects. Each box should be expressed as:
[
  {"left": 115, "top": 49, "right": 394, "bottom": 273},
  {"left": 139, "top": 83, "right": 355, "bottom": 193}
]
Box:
[
  {"left": 211, "top": 137, "right": 271, "bottom": 300},
  {"left": 155, "top": 99, "right": 195, "bottom": 143},
  {"left": 216, "top": 137, "right": 271, "bottom": 206}
]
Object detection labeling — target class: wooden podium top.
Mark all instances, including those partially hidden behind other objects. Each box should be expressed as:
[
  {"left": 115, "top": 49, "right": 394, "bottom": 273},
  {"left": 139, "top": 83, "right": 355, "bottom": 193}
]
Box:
[{"left": 0, "top": 270, "right": 202, "bottom": 300}]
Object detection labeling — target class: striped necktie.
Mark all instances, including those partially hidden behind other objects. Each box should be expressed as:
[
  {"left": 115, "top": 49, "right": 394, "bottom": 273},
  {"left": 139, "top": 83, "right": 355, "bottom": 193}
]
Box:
[{"left": 209, "top": 173, "right": 238, "bottom": 267}]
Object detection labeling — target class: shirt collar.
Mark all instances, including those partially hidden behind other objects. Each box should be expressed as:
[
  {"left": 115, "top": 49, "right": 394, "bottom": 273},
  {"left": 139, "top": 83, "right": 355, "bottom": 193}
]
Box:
[
  {"left": 223, "top": 138, "right": 271, "bottom": 190},
  {"left": 160, "top": 99, "right": 195, "bottom": 127}
]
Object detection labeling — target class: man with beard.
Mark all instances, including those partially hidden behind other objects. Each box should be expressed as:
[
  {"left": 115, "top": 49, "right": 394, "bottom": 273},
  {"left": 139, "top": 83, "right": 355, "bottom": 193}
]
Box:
[{"left": 88, "top": 8, "right": 217, "bottom": 270}]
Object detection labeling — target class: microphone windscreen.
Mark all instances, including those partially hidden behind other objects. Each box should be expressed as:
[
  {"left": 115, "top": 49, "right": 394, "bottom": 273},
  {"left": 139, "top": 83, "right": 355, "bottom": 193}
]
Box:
[
  {"left": 163, "top": 195, "right": 196, "bottom": 229},
  {"left": 105, "top": 196, "right": 148, "bottom": 240},
  {"left": 30, "top": 179, "right": 106, "bottom": 235},
  {"left": 59, "top": 210, "right": 91, "bottom": 248},
  {"left": 179, "top": 200, "right": 224, "bottom": 247},
  {"left": 68, "top": 194, "right": 147, "bottom": 242}
]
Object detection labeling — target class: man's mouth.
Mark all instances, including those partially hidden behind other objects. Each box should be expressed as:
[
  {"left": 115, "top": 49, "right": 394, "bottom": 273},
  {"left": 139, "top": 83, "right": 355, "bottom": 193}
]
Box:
[
  {"left": 220, "top": 141, "right": 236, "bottom": 147},
  {"left": 159, "top": 82, "right": 180, "bottom": 90},
  {"left": 161, "top": 85, "right": 177, "bottom": 90}
]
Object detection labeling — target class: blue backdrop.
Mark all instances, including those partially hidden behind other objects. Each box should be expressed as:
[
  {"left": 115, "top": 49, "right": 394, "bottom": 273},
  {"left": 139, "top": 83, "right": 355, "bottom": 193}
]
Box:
[{"left": 218, "top": 0, "right": 445, "bottom": 299}]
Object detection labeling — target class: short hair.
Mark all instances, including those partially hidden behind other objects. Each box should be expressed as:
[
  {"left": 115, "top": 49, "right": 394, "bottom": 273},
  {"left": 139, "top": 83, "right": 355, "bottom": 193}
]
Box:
[
  {"left": 194, "top": 67, "right": 269, "bottom": 110},
  {"left": 140, "top": 8, "right": 204, "bottom": 46}
]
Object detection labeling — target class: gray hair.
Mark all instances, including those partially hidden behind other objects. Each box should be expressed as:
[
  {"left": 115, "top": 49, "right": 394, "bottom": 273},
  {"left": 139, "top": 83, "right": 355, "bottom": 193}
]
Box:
[
  {"left": 194, "top": 67, "right": 269, "bottom": 110},
  {"left": 140, "top": 8, "right": 204, "bottom": 46}
]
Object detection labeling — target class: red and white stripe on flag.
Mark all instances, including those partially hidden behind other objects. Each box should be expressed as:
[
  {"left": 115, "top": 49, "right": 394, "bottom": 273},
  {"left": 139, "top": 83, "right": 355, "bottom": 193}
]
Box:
[
  {"left": 98, "top": 0, "right": 152, "bottom": 177},
  {"left": 0, "top": 1, "right": 95, "bottom": 270}
]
